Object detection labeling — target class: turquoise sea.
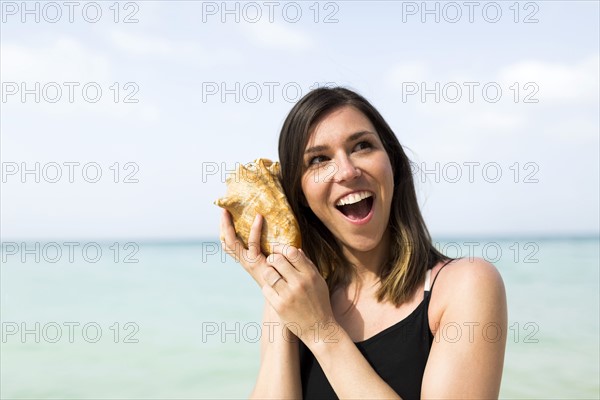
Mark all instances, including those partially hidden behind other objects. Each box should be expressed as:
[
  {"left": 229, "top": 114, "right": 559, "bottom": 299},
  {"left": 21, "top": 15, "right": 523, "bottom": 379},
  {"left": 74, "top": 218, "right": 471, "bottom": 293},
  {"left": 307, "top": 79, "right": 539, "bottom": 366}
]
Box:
[{"left": 1, "top": 237, "right": 598, "bottom": 399}]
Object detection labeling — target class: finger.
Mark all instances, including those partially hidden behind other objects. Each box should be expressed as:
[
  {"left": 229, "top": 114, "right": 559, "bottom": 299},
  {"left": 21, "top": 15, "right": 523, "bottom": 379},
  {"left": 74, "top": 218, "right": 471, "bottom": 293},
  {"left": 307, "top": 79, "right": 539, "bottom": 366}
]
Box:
[
  {"left": 247, "top": 214, "right": 263, "bottom": 257},
  {"left": 219, "top": 209, "right": 229, "bottom": 242},
  {"left": 262, "top": 282, "right": 283, "bottom": 306},
  {"left": 263, "top": 266, "right": 285, "bottom": 286},
  {"left": 220, "top": 209, "right": 241, "bottom": 261},
  {"left": 220, "top": 209, "right": 235, "bottom": 243},
  {"left": 267, "top": 252, "right": 299, "bottom": 281},
  {"left": 263, "top": 267, "right": 286, "bottom": 296},
  {"left": 269, "top": 244, "right": 302, "bottom": 269},
  {"left": 274, "top": 245, "right": 318, "bottom": 275},
  {"left": 267, "top": 241, "right": 296, "bottom": 259},
  {"left": 220, "top": 210, "right": 272, "bottom": 290},
  {"left": 220, "top": 210, "right": 234, "bottom": 247}
]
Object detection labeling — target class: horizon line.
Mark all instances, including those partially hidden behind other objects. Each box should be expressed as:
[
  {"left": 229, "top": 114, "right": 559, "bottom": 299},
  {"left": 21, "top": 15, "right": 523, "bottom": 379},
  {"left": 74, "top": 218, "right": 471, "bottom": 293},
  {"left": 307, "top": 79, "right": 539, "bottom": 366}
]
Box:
[{"left": 1, "top": 233, "right": 599, "bottom": 245}]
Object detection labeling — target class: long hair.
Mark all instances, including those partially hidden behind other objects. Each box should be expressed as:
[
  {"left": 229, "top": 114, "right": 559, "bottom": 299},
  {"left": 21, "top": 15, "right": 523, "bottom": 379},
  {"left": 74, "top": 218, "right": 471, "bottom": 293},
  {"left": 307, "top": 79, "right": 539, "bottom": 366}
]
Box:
[{"left": 278, "top": 87, "right": 449, "bottom": 305}]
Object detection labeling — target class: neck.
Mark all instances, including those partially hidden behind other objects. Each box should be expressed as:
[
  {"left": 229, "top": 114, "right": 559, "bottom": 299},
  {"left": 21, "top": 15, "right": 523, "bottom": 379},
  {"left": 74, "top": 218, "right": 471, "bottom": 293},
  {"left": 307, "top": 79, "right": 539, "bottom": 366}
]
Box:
[{"left": 341, "top": 229, "right": 391, "bottom": 287}]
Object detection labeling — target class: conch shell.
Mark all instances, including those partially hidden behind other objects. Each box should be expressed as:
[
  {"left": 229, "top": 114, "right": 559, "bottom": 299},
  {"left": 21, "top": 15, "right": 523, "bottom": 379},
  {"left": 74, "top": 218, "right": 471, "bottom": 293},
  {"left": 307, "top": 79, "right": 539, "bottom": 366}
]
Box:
[{"left": 215, "top": 158, "right": 302, "bottom": 255}]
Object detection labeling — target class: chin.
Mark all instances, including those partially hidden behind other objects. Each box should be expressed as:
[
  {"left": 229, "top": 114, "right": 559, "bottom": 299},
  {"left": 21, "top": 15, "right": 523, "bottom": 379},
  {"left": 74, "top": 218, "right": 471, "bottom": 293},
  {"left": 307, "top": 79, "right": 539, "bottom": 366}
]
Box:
[{"left": 337, "top": 233, "right": 385, "bottom": 254}]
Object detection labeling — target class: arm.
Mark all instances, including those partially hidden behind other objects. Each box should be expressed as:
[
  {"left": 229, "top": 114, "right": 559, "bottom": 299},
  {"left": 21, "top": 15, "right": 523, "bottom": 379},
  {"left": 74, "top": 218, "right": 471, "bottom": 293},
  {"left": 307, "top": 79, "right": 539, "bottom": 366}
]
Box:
[
  {"left": 220, "top": 211, "right": 301, "bottom": 399},
  {"left": 262, "top": 253, "right": 506, "bottom": 399},
  {"left": 223, "top": 211, "right": 401, "bottom": 398},
  {"left": 261, "top": 248, "right": 404, "bottom": 400},
  {"left": 222, "top": 212, "right": 419, "bottom": 399},
  {"left": 421, "top": 257, "right": 508, "bottom": 399},
  {"left": 304, "top": 323, "right": 403, "bottom": 399},
  {"left": 249, "top": 301, "right": 302, "bottom": 399}
]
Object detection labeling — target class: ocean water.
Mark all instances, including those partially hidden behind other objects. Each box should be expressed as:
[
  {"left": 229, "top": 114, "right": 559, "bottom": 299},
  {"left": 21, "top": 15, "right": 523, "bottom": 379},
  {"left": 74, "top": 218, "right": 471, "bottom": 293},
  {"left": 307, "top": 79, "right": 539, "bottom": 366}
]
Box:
[{"left": 1, "top": 237, "right": 598, "bottom": 399}]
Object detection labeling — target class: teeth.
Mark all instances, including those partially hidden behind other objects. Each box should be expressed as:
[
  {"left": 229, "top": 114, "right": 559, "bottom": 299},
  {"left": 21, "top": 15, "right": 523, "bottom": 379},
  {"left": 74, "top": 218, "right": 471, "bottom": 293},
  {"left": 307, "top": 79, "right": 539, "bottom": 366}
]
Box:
[{"left": 336, "top": 191, "right": 372, "bottom": 206}]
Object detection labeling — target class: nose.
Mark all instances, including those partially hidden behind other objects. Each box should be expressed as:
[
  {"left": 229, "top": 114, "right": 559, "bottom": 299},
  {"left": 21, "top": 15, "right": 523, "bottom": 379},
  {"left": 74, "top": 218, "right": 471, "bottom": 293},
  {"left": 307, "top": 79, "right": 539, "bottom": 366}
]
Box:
[{"left": 332, "top": 155, "right": 361, "bottom": 183}]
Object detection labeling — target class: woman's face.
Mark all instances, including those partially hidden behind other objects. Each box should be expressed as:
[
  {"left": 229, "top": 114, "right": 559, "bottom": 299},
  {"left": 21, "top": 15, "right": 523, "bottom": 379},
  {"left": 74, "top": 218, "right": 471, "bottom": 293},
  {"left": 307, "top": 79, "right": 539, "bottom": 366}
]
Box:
[{"left": 301, "top": 106, "right": 394, "bottom": 254}]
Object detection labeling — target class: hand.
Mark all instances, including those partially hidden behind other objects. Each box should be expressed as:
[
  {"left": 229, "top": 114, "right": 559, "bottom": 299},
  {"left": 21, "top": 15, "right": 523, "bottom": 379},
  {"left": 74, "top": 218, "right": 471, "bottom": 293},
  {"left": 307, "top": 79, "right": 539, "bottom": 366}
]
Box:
[
  {"left": 220, "top": 209, "right": 271, "bottom": 287},
  {"left": 261, "top": 246, "right": 336, "bottom": 345},
  {"left": 220, "top": 209, "right": 336, "bottom": 344}
]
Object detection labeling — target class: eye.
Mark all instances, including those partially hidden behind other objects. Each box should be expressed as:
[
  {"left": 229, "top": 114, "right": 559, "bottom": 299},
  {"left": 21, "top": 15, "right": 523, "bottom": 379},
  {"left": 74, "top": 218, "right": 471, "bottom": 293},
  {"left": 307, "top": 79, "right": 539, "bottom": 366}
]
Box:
[
  {"left": 354, "top": 141, "right": 373, "bottom": 151},
  {"left": 307, "top": 155, "right": 329, "bottom": 166}
]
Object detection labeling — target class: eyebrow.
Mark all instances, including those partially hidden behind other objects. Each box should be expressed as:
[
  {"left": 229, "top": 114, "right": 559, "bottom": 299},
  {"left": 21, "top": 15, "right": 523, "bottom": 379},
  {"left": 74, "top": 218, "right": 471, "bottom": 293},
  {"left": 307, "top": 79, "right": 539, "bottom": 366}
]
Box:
[{"left": 304, "top": 131, "right": 376, "bottom": 155}]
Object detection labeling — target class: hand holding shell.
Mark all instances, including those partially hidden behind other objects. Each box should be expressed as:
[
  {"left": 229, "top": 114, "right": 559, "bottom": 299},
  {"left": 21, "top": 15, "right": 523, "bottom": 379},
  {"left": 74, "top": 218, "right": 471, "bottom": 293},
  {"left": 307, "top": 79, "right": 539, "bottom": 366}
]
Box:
[{"left": 215, "top": 158, "right": 302, "bottom": 255}]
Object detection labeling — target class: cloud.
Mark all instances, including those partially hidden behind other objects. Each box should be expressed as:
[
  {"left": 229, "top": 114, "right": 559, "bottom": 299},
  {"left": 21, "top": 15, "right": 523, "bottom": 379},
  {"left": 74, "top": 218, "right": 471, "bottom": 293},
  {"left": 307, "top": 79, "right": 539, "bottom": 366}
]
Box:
[
  {"left": 1, "top": 36, "right": 159, "bottom": 121},
  {"left": 386, "top": 61, "right": 430, "bottom": 85},
  {"left": 1, "top": 36, "right": 110, "bottom": 82},
  {"left": 240, "top": 20, "right": 313, "bottom": 50},
  {"left": 383, "top": 55, "right": 599, "bottom": 162},
  {"left": 498, "top": 54, "right": 599, "bottom": 104},
  {"left": 109, "top": 30, "right": 240, "bottom": 67},
  {"left": 387, "top": 54, "right": 600, "bottom": 105}
]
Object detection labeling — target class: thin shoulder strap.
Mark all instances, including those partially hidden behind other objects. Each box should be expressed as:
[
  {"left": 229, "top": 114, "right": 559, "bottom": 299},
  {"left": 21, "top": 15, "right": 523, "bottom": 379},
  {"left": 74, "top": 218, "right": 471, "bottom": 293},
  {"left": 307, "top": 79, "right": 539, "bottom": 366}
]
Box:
[
  {"left": 429, "top": 258, "right": 455, "bottom": 292},
  {"left": 424, "top": 269, "right": 432, "bottom": 291}
]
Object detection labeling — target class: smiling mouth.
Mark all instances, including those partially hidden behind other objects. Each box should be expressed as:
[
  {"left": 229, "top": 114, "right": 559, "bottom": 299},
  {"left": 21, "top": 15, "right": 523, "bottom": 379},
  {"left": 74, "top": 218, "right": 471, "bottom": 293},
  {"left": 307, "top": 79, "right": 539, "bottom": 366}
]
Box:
[{"left": 335, "top": 191, "right": 374, "bottom": 221}]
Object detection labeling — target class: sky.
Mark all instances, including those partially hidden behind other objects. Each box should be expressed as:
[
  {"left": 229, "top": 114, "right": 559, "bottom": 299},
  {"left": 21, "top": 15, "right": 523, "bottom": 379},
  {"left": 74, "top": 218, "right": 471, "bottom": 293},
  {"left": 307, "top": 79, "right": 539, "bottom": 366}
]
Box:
[{"left": 1, "top": 0, "right": 599, "bottom": 241}]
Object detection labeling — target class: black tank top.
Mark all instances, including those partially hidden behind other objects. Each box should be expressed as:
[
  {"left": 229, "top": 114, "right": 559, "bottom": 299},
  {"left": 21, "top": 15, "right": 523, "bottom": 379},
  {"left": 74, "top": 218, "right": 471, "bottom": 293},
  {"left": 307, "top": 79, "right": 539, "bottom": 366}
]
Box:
[{"left": 299, "top": 260, "right": 453, "bottom": 399}]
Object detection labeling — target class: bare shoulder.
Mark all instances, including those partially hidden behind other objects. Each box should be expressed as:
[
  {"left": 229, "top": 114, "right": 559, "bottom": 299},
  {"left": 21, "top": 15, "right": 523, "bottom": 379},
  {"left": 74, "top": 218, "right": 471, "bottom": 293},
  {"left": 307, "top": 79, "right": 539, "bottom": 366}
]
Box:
[
  {"left": 429, "top": 257, "right": 506, "bottom": 332},
  {"left": 453, "top": 255, "right": 501, "bottom": 280},
  {"left": 424, "top": 257, "right": 508, "bottom": 397},
  {"left": 433, "top": 257, "right": 504, "bottom": 292}
]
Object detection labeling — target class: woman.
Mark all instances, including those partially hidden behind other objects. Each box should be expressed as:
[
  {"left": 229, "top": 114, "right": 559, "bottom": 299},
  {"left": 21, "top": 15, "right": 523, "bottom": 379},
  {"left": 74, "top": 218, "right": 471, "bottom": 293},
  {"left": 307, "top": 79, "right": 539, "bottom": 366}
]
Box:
[{"left": 220, "top": 87, "right": 507, "bottom": 399}]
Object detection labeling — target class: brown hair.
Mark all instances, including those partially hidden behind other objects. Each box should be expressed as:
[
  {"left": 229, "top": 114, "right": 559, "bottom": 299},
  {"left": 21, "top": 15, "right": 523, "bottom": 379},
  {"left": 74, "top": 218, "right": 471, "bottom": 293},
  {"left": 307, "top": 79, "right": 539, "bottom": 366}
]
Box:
[{"left": 278, "top": 87, "right": 449, "bottom": 305}]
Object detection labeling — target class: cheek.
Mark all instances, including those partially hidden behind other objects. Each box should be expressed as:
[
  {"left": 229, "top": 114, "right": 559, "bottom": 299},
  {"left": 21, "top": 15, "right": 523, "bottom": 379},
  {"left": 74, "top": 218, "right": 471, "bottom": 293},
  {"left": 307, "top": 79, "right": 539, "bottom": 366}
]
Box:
[
  {"left": 382, "top": 153, "right": 394, "bottom": 177},
  {"left": 386, "top": 163, "right": 395, "bottom": 186},
  {"left": 301, "top": 174, "right": 326, "bottom": 213},
  {"left": 300, "top": 175, "right": 315, "bottom": 208},
  {"left": 378, "top": 156, "right": 395, "bottom": 196}
]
